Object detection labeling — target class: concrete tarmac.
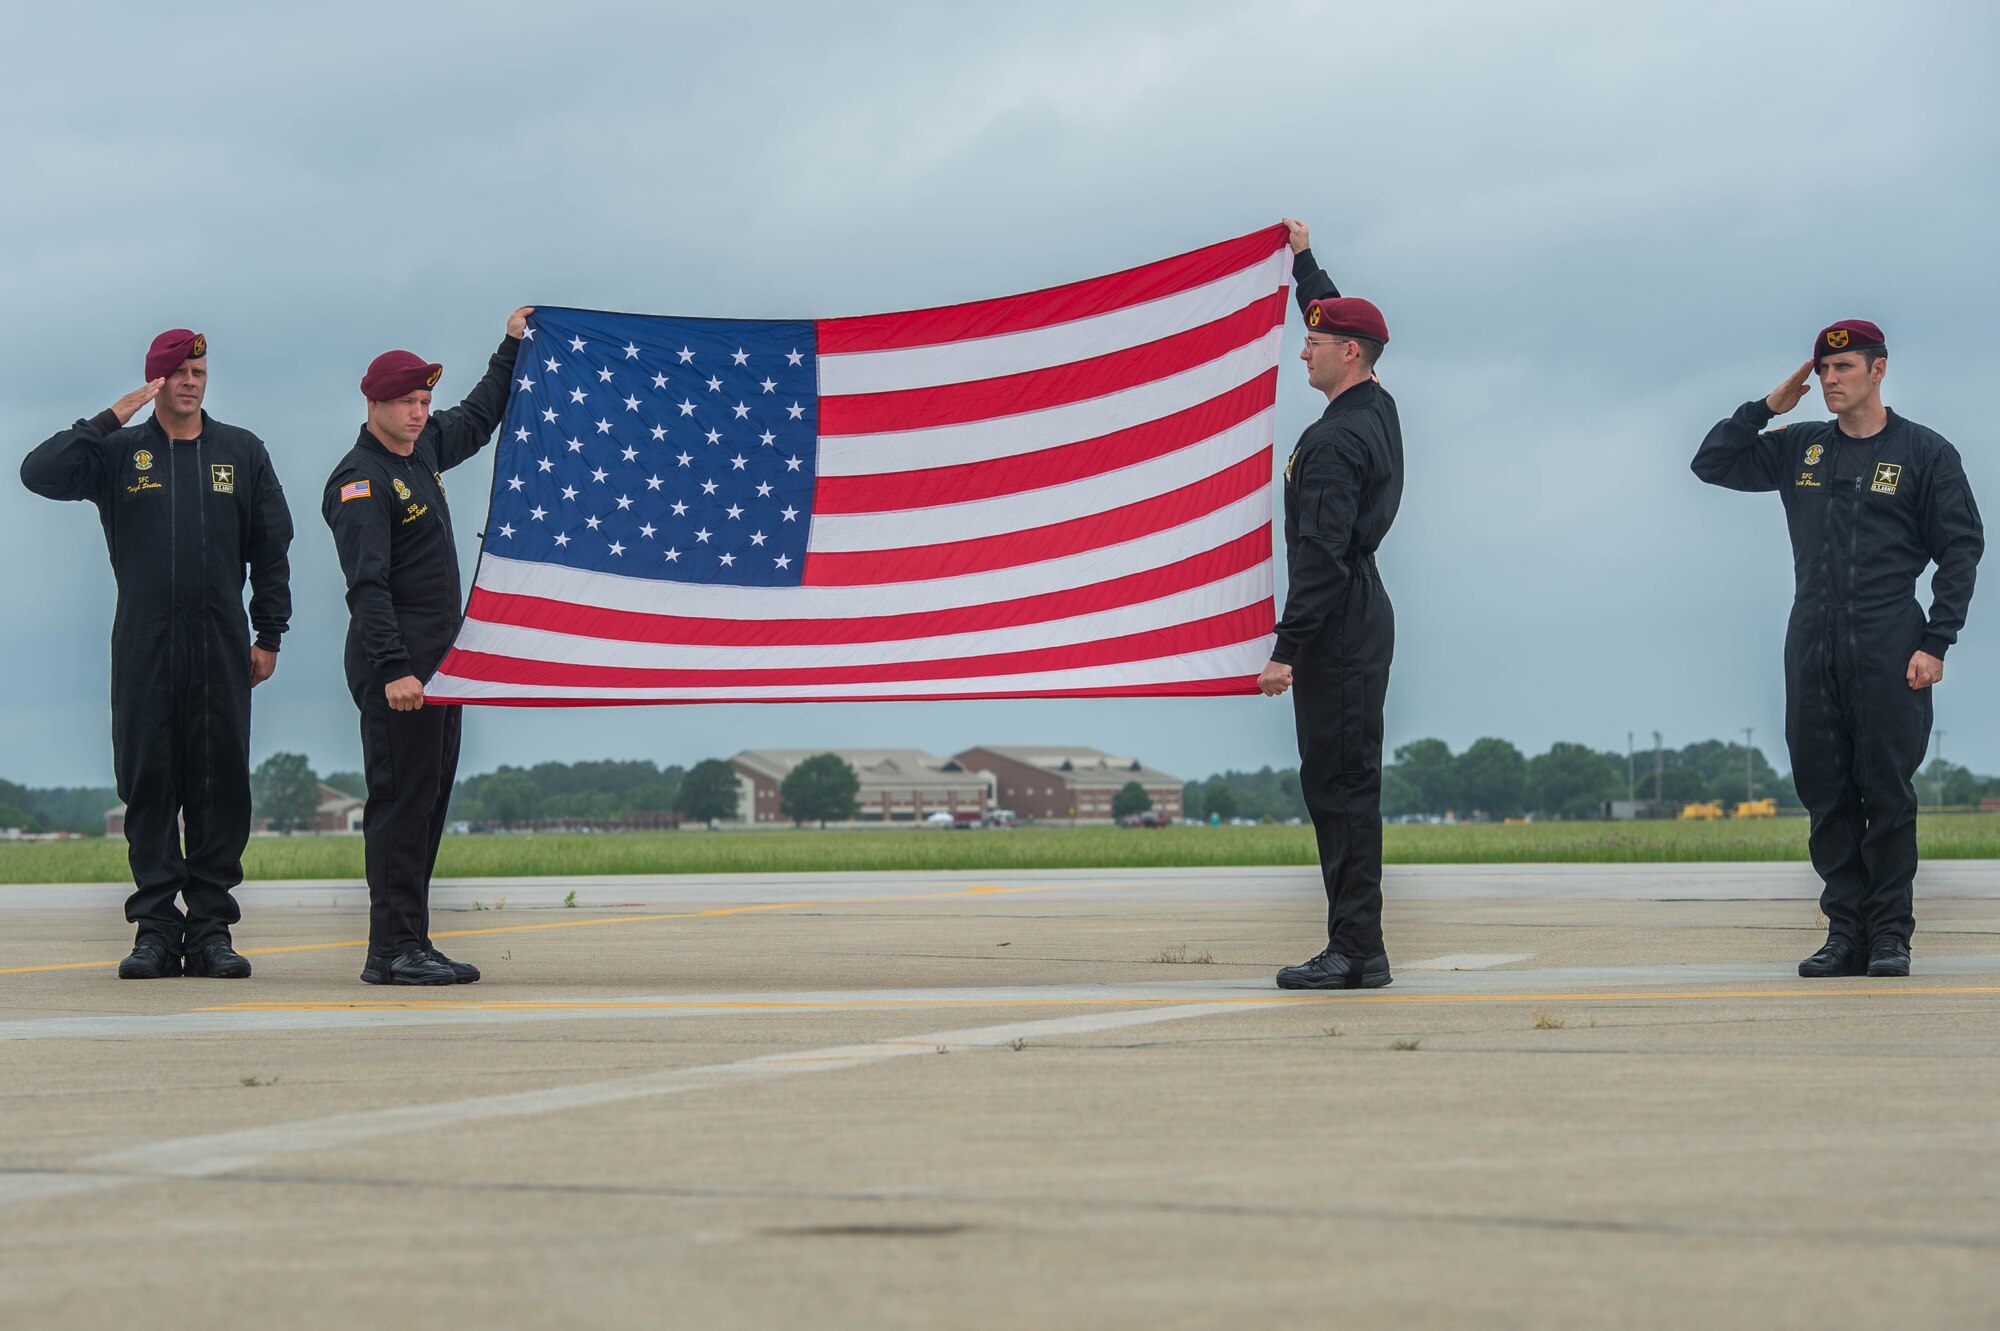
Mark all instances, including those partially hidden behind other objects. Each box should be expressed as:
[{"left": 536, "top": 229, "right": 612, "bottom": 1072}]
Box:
[{"left": 2, "top": 862, "right": 1998, "bottom": 1329}]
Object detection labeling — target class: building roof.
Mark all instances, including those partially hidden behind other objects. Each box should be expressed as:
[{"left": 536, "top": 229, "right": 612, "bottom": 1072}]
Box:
[
  {"left": 959, "top": 746, "right": 1180, "bottom": 788},
  {"left": 731, "top": 750, "right": 981, "bottom": 791}
]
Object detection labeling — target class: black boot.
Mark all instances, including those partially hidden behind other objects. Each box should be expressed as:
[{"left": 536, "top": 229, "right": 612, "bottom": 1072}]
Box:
[
  {"left": 1276, "top": 948, "right": 1392, "bottom": 990},
  {"left": 424, "top": 947, "right": 480, "bottom": 983},
  {"left": 1798, "top": 937, "right": 1867, "bottom": 978},
  {"left": 183, "top": 938, "right": 252, "bottom": 979},
  {"left": 361, "top": 949, "right": 458, "bottom": 986},
  {"left": 1866, "top": 937, "right": 1911, "bottom": 978},
  {"left": 117, "top": 937, "right": 182, "bottom": 980}
]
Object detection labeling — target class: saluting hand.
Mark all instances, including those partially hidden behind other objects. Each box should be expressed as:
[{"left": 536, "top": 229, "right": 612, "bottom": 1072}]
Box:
[
  {"left": 1280, "top": 218, "right": 1310, "bottom": 254},
  {"left": 507, "top": 306, "right": 536, "bottom": 339},
  {"left": 1765, "top": 360, "right": 1815, "bottom": 415},
  {"left": 109, "top": 380, "right": 164, "bottom": 425},
  {"left": 385, "top": 675, "right": 426, "bottom": 712},
  {"left": 1907, "top": 651, "right": 1943, "bottom": 690},
  {"left": 1258, "top": 660, "right": 1293, "bottom": 697}
]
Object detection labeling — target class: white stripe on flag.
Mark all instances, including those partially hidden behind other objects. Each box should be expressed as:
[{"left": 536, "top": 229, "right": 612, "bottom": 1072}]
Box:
[
  {"left": 447, "top": 566, "right": 1271, "bottom": 671},
  {"left": 467, "top": 492, "right": 1271, "bottom": 617},
  {"left": 807, "top": 409, "right": 1273, "bottom": 550},
  {"left": 816, "top": 252, "right": 1290, "bottom": 395},
  {"left": 427, "top": 639, "right": 1275, "bottom": 702},
  {"left": 814, "top": 331, "right": 1283, "bottom": 475}
]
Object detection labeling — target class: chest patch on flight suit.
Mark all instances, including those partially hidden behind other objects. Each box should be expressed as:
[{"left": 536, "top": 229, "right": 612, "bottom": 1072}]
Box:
[
  {"left": 210, "top": 463, "right": 235, "bottom": 494},
  {"left": 393, "top": 478, "right": 412, "bottom": 501},
  {"left": 133, "top": 449, "right": 153, "bottom": 471},
  {"left": 1803, "top": 444, "right": 1823, "bottom": 466},
  {"left": 1871, "top": 462, "right": 1902, "bottom": 495}
]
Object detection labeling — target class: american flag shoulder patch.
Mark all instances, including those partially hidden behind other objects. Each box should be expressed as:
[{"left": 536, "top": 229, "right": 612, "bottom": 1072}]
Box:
[{"left": 340, "top": 479, "right": 372, "bottom": 502}]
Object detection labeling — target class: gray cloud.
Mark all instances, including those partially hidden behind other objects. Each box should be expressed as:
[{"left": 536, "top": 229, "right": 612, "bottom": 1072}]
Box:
[{"left": 3, "top": 0, "right": 1993, "bottom": 787}]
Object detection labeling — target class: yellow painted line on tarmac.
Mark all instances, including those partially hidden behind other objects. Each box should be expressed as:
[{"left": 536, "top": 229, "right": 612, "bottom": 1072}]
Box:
[
  {"left": 0, "top": 883, "right": 1070, "bottom": 976},
  {"left": 193, "top": 985, "right": 2000, "bottom": 1014}
]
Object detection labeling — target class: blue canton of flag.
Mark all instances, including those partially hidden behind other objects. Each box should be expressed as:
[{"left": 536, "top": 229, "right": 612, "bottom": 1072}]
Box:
[{"left": 485, "top": 308, "right": 819, "bottom": 587}]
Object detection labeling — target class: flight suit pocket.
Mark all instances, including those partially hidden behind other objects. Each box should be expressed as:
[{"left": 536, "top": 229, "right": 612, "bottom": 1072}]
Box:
[
  {"left": 363, "top": 703, "right": 396, "bottom": 801},
  {"left": 1343, "top": 668, "right": 1387, "bottom": 776}
]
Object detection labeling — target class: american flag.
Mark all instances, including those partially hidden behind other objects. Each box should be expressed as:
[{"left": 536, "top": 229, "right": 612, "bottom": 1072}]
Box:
[{"left": 426, "top": 225, "right": 1291, "bottom": 705}]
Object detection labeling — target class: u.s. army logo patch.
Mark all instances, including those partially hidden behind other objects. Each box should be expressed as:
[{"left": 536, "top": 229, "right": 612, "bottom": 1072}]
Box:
[
  {"left": 210, "top": 464, "right": 235, "bottom": 493},
  {"left": 1804, "top": 444, "right": 1823, "bottom": 466},
  {"left": 393, "top": 478, "right": 412, "bottom": 501},
  {"left": 133, "top": 449, "right": 153, "bottom": 471},
  {"left": 1871, "top": 462, "right": 1902, "bottom": 495}
]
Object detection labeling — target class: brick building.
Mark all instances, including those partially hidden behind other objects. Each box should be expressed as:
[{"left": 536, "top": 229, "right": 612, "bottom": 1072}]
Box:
[
  {"left": 952, "top": 746, "right": 1183, "bottom": 824},
  {"left": 729, "top": 750, "right": 994, "bottom": 825}
]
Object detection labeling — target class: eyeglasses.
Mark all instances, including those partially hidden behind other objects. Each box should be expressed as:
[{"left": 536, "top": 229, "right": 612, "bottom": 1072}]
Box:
[{"left": 1302, "top": 336, "right": 1343, "bottom": 352}]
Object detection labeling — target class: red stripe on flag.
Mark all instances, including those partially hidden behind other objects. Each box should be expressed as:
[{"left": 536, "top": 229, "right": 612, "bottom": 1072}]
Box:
[
  {"left": 814, "top": 371, "right": 1278, "bottom": 514},
  {"left": 817, "top": 226, "right": 1289, "bottom": 355},
  {"left": 804, "top": 451, "right": 1269, "bottom": 586},
  {"left": 458, "top": 527, "right": 1272, "bottom": 649},
  {"left": 818, "top": 291, "right": 1285, "bottom": 436},
  {"left": 439, "top": 604, "right": 1272, "bottom": 690}
]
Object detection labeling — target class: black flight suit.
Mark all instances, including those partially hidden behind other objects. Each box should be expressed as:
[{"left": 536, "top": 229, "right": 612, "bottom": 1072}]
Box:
[
  {"left": 1694, "top": 401, "right": 1982, "bottom": 948},
  {"left": 21, "top": 409, "right": 292, "bottom": 950},
  {"left": 1274, "top": 249, "right": 1404, "bottom": 959},
  {"left": 322, "top": 335, "right": 518, "bottom": 956}
]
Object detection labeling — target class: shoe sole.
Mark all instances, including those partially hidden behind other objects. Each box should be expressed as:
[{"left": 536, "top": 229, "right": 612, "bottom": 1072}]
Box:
[
  {"left": 116, "top": 967, "right": 180, "bottom": 980},
  {"left": 1275, "top": 973, "right": 1393, "bottom": 991},
  {"left": 184, "top": 962, "right": 252, "bottom": 979},
  {"left": 1866, "top": 963, "right": 1911, "bottom": 977},
  {"left": 360, "top": 972, "right": 457, "bottom": 985}
]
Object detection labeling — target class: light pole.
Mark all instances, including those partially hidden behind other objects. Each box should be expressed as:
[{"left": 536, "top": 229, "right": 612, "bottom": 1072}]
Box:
[{"left": 1743, "top": 727, "right": 1755, "bottom": 802}]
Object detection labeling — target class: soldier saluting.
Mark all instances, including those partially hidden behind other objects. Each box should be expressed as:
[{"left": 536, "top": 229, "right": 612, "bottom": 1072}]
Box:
[
  {"left": 21, "top": 330, "right": 292, "bottom": 980},
  {"left": 1695, "top": 320, "right": 1982, "bottom": 977},
  {"left": 324, "top": 308, "right": 530, "bottom": 986}
]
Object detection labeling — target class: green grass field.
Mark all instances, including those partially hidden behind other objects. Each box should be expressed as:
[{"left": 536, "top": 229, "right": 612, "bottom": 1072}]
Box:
[{"left": 5, "top": 815, "right": 2000, "bottom": 884}]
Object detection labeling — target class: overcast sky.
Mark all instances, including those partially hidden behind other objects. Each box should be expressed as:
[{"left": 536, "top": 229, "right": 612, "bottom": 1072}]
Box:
[{"left": 3, "top": 0, "right": 1994, "bottom": 789}]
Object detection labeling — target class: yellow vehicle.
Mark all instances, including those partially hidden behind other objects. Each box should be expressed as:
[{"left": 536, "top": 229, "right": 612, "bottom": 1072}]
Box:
[
  {"left": 1678, "top": 801, "right": 1724, "bottom": 821},
  {"left": 1732, "top": 798, "right": 1777, "bottom": 819}
]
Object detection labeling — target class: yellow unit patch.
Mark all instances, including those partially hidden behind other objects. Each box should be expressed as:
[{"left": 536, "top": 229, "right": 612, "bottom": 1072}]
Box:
[
  {"left": 1803, "top": 444, "right": 1823, "bottom": 466},
  {"left": 133, "top": 449, "right": 153, "bottom": 472},
  {"left": 1871, "top": 462, "right": 1902, "bottom": 495},
  {"left": 393, "top": 478, "right": 412, "bottom": 501},
  {"left": 210, "top": 463, "right": 235, "bottom": 494}
]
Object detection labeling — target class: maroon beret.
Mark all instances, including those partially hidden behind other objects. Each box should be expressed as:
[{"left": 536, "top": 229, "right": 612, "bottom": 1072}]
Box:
[
  {"left": 1814, "top": 319, "right": 1885, "bottom": 363},
  {"left": 1305, "top": 297, "right": 1389, "bottom": 344},
  {"left": 145, "top": 329, "right": 206, "bottom": 381},
  {"left": 360, "top": 350, "right": 444, "bottom": 401}
]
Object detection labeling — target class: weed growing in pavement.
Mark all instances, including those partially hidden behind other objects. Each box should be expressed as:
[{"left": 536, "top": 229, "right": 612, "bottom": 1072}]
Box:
[
  {"left": 238, "top": 1076, "right": 279, "bottom": 1088},
  {"left": 1533, "top": 1011, "right": 1565, "bottom": 1030},
  {"left": 1150, "top": 944, "right": 1214, "bottom": 964},
  {"left": 1009, "top": 1038, "right": 1026, "bottom": 1052},
  {"left": 1323, "top": 1025, "right": 1344, "bottom": 1038},
  {"left": 1391, "top": 1038, "right": 1422, "bottom": 1051},
  {"left": 564, "top": 890, "right": 578, "bottom": 908}
]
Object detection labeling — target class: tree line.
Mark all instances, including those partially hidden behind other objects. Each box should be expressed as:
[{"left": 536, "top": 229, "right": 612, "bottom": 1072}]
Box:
[
  {"left": 1186, "top": 739, "right": 2000, "bottom": 822},
  {"left": 8, "top": 737, "right": 1997, "bottom": 837}
]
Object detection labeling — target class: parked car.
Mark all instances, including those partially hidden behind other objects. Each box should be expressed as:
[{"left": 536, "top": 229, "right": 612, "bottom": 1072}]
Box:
[{"left": 1117, "top": 811, "right": 1167, "bottom": 828}]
